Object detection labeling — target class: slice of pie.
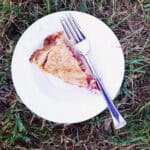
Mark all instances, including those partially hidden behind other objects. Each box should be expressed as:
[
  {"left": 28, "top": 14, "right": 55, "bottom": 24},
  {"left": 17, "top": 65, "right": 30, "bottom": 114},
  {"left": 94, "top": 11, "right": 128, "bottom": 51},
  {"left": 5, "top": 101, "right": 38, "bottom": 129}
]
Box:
[{"left": 29, "top": 32, "right": 100, "bottom": 93}]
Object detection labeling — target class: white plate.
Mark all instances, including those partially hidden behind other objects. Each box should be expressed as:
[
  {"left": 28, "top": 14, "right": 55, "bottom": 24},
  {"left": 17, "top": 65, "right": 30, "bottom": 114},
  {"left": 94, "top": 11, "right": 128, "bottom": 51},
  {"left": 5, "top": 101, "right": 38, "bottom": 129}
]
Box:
[{"left": 11, "top": 11, "right": 125, "bottom": 124}]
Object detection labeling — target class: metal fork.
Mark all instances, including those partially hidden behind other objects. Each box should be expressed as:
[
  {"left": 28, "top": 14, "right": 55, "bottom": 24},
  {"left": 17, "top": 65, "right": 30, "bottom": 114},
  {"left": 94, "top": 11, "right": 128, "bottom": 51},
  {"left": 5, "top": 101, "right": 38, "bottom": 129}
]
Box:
[{"left": 60, "top": 14, "right": 127, "bottom": 129}]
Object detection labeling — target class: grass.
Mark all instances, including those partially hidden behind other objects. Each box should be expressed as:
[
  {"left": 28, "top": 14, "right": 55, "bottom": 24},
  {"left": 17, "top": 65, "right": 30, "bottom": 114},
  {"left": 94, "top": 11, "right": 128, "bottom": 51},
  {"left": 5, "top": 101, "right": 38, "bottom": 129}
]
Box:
[{"left": 0, "top": 0, "right": 150, "bottom": 149}]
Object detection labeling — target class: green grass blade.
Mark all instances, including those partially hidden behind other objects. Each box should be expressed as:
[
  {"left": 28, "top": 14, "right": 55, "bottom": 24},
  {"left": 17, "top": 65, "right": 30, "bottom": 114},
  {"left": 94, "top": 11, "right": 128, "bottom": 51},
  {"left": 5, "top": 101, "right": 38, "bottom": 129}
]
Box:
[{"left": 45, "top": 0, "right": 51, "bottom": 14}]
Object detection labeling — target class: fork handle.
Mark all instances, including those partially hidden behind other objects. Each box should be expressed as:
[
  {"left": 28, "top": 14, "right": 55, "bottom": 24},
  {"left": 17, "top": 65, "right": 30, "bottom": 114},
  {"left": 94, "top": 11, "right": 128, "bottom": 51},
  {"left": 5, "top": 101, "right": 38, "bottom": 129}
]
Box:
[{"left": 83, "top": 54, "right": 127, "bottom": 129}]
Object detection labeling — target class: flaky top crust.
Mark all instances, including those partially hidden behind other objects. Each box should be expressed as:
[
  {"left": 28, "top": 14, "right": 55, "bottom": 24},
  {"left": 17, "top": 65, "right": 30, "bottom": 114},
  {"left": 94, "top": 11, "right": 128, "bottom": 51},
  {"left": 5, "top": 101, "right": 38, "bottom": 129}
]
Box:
[{"left": 29, "top": 32, "right": 88, "bottom": 87}]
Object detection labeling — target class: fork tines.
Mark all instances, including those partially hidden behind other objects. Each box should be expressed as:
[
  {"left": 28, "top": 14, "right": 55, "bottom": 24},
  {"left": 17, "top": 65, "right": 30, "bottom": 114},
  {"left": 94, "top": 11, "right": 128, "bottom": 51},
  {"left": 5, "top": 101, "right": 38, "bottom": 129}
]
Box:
[{"left": 60, "top": 14, "right": 85, "bottom": 43}]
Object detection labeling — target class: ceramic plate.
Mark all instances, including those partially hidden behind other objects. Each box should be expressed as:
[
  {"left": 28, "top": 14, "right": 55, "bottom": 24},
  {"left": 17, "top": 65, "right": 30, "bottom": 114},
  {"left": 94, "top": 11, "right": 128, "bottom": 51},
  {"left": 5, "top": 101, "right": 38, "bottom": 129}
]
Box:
[{"left": 11, "top": 11, "right": 125, "bottom": 123}]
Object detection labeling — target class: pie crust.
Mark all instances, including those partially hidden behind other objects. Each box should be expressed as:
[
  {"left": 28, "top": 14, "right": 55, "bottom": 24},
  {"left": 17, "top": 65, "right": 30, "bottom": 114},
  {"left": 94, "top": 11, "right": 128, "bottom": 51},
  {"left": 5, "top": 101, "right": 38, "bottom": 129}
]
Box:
[{"left": 29, "top": 32, "right": 99, "bottom": 93}]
